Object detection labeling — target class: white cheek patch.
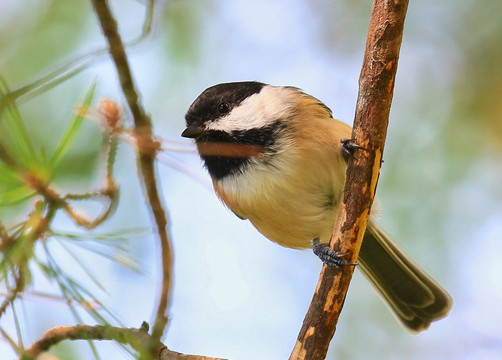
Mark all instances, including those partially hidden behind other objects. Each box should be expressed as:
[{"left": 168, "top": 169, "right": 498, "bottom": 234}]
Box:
[{"left": 205, "top": 86, "right": 294, "bottom": 133}]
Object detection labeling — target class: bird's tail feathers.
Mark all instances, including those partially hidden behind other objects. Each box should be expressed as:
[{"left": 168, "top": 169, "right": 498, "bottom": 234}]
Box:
[{"left": 358, "top": 219, "right": 453, "bottom": 333}]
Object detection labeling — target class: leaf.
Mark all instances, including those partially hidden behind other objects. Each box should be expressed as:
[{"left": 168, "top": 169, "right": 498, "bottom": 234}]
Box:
[
  {"left": 0, "top": 185, "right": 35, "bottom": 206},
  {"left": 57, "top": 239, "right": 107, "bottom": 292},
  {"left": 51, "top": 228, "right": 146, "bottom": 273},
  {"left": 0, "top": 77, "right": 37, "bottom": 167},
  {"left": 49, "top": 81, "right": 97, "bottom": 170},
  {"left": 0, "top": 163, "right": 23, "bottom": 186}
]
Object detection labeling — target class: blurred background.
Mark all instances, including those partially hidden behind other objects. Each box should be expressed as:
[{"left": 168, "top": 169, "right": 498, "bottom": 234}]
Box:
[{"left": 1, "top": 0, "right": 501, "bottom": 359}]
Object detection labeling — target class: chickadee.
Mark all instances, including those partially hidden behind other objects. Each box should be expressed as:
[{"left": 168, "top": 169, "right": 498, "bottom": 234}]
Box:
[{"left": 182, "top": 81, "right": 452, "bottom": 332}]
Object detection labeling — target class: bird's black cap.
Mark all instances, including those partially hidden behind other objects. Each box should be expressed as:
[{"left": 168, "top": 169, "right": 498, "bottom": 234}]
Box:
[{"left": 184, "top": 81, "right": 266, "bottom": 129}]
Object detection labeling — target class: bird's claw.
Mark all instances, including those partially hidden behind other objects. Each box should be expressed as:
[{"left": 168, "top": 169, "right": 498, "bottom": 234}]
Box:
[
  {"left": 312, "top": 238, "right": 358, "bottom": 268},
  {"left": 341, "top": 138, "right": 365, "bottom": 162}
]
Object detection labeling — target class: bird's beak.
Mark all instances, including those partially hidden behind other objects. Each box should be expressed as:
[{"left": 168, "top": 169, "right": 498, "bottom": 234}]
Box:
[{"left": 181, "top": 125, "right": 205, "bottom": 139}]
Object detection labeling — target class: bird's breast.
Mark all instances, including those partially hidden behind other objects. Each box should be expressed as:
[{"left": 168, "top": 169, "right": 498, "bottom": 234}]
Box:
[{"left": 212, "top": 148, "right": 345, "bottom": 249}]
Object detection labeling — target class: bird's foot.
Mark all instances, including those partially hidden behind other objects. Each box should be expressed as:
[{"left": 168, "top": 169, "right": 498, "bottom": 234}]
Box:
[
  {"left": 312, "top": 238, "right": 358, "bottom": 267},
  {"left": 341, "top": 138, "right": 364, "bottom": 162}
]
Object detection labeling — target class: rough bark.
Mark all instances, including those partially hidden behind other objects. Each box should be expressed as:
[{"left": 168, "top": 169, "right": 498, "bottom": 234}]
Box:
[{"left": 290, "top": 1, "right": 409, "bottom": 359}]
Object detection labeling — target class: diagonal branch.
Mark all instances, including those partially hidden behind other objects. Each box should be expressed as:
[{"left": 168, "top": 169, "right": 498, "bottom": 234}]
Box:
[
  {"left": 290, "top": 0, "right": 409, "bottom": 359},
  {"left": 89, "top": 0, "right": 173, "bottom": 347}
]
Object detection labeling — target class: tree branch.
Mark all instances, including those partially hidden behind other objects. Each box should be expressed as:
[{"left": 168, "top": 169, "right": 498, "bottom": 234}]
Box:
[
  {"left": 89, "top": 0, "right": 173, "bottom": 346},
  {"left": 290, "top": 1, "right": 409, "bottom": 359},
  {"left": 20, "top": 324, "right": 227, "bottom": 360}
]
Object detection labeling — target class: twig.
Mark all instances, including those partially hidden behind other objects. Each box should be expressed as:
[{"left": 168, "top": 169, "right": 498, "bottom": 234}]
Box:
[
  {"left": 1, "top": 327, "right": 21, "bottom": 354},
  {"left": 90, "top": 0, "right": 174, "bottom": 347},
  {"left": 290, "top": 0, "right": 409, "bottom": 359},
  {"left": 20, "top": 323, "right": 227, "bottom": 360},
  {"left": 21, "top": 324, "right": 152, "bottom": 359},
  {"left": 0, "top": 271, "right": 25, "bottom": 319}
]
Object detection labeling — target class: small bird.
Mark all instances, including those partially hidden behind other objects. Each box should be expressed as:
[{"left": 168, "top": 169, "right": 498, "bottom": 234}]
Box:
[{"left": 182, "top": 81, "right": 452, "bottom": 332}]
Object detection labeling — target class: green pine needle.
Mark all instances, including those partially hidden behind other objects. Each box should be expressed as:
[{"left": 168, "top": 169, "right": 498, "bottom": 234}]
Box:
[
  {"left": 0, "top": 186, "right": 35, "bottom": 206},
  {"left": 49, "top": 81, "right": 97, "bottom": 171},
  {"left": 0, "top": 78, "right": 37, "bottom": 168}
]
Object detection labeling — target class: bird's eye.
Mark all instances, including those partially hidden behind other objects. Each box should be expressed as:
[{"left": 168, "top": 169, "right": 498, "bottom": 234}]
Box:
[{"left": 217, "top": 102, "right": 230, "bottom": 114}]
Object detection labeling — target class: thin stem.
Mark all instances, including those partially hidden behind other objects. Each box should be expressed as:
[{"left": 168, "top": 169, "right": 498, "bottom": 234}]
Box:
[
  {"left": 0, "top": 271, "right": 25, "bottom": 319},
  {"left": 89, "top": 0, "right": 173, "bottom": 348}
]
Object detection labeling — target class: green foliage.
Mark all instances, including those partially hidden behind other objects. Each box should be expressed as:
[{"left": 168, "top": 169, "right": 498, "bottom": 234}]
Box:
[
  {"left": 0, "top": 82, "right": 98, "bottom": 207},
  {"left": 49, "top": 82, "right": 97, "bottom": 171},
  {"left": 0, "top": 78, "right": 38, "bottom": 168},
  {"left": 0, "top": 52, "right": 124, "bottom": 360}
]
